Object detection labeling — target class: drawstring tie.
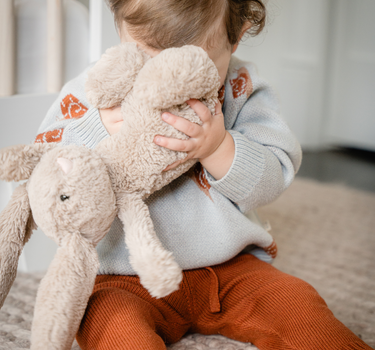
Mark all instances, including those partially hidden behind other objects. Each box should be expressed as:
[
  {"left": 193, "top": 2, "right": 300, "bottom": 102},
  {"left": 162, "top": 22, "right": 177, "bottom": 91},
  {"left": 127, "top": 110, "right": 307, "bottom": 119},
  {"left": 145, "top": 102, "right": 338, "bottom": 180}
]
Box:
[{"left": 205, "top": 267, "right": 221, "bottom": 313}]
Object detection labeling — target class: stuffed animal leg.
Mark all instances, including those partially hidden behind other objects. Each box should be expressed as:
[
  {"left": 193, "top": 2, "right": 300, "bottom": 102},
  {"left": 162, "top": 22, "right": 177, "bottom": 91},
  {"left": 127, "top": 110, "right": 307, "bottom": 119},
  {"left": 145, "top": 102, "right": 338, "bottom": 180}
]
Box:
[
  {"left": 116, "top": 191, "right": 182, "bottom": 298},
  {"left": 0, "top": 183, "right": 35, "bottom": 308},
  {"left": 0, "top": 143, "right": 55, "bottom": 308},
  {"left": 30, "top": 231, "right": 99, "bottom": 350}
]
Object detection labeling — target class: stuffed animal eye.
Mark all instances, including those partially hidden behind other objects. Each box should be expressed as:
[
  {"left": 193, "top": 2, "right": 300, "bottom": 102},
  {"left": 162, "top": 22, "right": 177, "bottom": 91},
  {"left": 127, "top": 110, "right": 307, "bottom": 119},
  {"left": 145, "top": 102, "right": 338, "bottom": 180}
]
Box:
[{"left": 60, "top": 195, "right": 70, "bottom": 202}]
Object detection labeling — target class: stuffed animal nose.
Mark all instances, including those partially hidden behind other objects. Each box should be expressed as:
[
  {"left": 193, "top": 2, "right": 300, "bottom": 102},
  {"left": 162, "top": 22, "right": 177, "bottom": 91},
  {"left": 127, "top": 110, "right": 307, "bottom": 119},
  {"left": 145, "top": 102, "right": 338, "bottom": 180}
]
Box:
[{"left": 57, "top": 157, "right": 73, "bottom": 174}]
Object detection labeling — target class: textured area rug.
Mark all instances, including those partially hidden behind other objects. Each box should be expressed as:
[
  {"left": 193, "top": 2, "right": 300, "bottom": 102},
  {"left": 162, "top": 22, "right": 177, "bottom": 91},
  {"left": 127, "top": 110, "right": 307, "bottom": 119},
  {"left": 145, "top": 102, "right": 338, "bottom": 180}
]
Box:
[
  {"left": 0, "top": 178, "right": 374, "bottom": 349},
  {"left": 259, "top": 178, "right": 375, "bottom": 349}
]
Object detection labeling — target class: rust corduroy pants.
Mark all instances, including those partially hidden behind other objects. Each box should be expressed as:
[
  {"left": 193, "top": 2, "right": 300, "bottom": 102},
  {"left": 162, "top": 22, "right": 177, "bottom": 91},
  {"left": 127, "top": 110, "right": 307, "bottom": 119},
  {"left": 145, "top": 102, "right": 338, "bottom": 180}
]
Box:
[{"left": 77, "top": 254, "right": 372, "bottom": 350}]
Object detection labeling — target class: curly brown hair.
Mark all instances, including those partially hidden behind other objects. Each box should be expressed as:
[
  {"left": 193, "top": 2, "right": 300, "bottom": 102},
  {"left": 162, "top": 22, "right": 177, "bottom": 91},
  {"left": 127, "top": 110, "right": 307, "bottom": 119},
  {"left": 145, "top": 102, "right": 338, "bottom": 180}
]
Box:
[{"left": 106, "top": 0, "right": 266, "bottom": 50}]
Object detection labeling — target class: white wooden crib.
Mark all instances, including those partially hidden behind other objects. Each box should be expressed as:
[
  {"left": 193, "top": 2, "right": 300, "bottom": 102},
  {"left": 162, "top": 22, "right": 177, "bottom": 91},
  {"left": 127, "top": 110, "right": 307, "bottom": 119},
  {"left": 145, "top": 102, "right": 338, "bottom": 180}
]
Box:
[{"left": 0, "top": 0, "right": 120, "bottom": 272}]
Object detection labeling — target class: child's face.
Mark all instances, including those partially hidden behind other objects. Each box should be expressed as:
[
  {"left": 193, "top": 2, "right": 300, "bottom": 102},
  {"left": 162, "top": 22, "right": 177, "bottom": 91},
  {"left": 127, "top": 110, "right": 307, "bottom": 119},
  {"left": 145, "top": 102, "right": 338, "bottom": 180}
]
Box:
[{"left": 120, "top": 27, "right": 235, "bottom": 87}]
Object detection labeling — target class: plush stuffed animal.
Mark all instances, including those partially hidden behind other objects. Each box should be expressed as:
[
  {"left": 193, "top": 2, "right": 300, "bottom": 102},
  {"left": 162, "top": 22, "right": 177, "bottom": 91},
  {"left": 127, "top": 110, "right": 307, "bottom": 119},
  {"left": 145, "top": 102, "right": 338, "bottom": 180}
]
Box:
[{"left": 0, "top": 43, "right": 220, "bottom": 349}]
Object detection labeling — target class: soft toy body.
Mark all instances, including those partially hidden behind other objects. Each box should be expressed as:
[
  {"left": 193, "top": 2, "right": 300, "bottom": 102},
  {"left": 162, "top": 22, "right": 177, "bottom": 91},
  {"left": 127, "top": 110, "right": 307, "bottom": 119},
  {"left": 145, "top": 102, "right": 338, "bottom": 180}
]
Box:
[
  {"left": 87, "top": 43, "right": 220, "bottom": 297},
  {"left": 0, "top": 43, "right": 220, "bottom": 350},
  {"left": 89, "top": 43, "right": 219, "bottom": 197}
]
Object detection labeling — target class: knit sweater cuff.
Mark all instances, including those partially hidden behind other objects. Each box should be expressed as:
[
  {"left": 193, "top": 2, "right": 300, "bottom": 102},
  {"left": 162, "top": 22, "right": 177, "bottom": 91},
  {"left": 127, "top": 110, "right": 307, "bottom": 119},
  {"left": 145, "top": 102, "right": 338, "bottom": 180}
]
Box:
[
  {"left": 203, "top": 130, "right": 265, "bottom": 202},
  {"left": 64, "top": 107, "right": 109, "bottom": 149}
]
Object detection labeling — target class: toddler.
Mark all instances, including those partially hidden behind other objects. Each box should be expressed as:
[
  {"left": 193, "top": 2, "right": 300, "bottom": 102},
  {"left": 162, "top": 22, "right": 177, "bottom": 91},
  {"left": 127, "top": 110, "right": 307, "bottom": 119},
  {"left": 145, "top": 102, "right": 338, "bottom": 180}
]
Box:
[{"left": 35, "top": 0, "right": 372, "bottom": 349}]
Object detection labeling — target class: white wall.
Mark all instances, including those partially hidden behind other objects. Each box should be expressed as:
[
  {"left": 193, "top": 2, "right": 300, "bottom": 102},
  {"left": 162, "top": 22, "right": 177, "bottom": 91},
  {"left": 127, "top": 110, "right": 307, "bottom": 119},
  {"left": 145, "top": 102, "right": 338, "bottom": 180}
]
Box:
[
  {"left": 236, "top": 0, "right": 329, "bottom": 149},
  {"left": 325, "top": 0, "right": 375, "bottom": 151},
  {"left": 236, "top": 0, "right": 375, "bottom": 151}
]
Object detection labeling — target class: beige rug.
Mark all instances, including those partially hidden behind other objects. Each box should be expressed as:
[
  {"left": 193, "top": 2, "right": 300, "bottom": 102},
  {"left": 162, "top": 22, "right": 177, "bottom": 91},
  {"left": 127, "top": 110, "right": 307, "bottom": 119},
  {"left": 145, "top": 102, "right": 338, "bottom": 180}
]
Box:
[
  {"left": 0, "top": 178, "right": 374, "bottom": 349},
  {"left": 258, "top": 178, "right": 375, "bottom": 349}
]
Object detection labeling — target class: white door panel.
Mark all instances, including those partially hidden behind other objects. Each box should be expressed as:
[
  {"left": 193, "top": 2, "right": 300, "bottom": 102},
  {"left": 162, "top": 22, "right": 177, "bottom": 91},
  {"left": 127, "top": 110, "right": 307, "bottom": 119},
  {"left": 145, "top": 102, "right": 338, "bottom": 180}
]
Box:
[
  {"left": 326, "top": 0, "right": 375, "bottom": 151},
  {"left": 236, "top": 0, "right": 330, "bottom": 149}
]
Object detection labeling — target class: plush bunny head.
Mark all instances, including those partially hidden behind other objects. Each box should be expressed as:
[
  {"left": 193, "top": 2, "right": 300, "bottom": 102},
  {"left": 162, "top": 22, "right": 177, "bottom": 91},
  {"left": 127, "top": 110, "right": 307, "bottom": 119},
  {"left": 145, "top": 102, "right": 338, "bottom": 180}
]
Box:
[
  {"left": 27, "top": 145, "right": 116, "bottom": 245},
  {"left": 0, "top": 144, "right": 116, "bottom": 246}
]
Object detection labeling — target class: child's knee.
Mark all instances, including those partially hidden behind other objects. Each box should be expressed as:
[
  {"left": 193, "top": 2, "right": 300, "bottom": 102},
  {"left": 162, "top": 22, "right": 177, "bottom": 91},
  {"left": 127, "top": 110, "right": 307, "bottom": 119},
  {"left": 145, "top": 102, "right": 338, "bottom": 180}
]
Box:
[
  {"left": 265, "top": 274, "right": 328, "bottom": 312},
  {"left": 77, "top": 288, "right": 166, "bottom": 350}
]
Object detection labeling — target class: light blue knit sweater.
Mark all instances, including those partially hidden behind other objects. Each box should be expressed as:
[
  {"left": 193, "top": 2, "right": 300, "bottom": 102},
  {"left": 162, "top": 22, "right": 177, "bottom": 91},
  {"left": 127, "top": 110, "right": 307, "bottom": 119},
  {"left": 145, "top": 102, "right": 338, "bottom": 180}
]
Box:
[{"left": 36, "top": 55, "right": 302, "bottom": 275}]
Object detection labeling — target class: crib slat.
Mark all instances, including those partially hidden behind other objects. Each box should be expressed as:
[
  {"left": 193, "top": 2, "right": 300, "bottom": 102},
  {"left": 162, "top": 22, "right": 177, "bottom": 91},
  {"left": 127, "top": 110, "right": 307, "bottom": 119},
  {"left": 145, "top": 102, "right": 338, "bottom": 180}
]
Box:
[
  {"left": 89, "top": 0, "right": 103, "bottom": 63},
  {"left": 0, "top": 0, "right": 15, "bottom": 97},
  {"left": 47, "top": 0, "right": 63, "bottom": 93}
]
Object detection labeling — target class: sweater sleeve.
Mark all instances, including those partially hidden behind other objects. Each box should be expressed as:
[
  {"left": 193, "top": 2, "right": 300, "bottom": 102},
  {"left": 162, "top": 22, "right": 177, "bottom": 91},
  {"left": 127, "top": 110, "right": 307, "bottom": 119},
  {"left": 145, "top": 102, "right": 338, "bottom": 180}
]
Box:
[
  {"left": 35, "top": 66, "right": 109, "bottom": 149},
  {"left": 204, "top": 59, "right": 302, "bottom": 212}
]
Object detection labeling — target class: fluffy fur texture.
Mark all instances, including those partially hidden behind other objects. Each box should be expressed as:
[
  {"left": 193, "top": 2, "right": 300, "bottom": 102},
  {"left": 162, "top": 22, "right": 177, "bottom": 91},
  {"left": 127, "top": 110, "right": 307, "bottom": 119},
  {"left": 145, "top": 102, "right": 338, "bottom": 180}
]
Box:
[
  {"left": 0, "top": 184, "right": 35, "bottom": 309},
  {"left": 0, "top": 43, "right": 220, "bottom": 349},
  {"left": 0, "top": 144, "right": 117, "bottom": 350},
  {"left": 0, "top": 143, "right": 56, "bottom": 182},
  {"left": 88, "top": 43, "right": 220, "bottom": 296},
  {"left": 31, "top": 233, "right": 101, "bottom": 350},
  {"left": 85, "top": 43, "right": 150, "bottom": 109},
  {"left": 89, "top": 44, "right": 219, "bottom": 197}
]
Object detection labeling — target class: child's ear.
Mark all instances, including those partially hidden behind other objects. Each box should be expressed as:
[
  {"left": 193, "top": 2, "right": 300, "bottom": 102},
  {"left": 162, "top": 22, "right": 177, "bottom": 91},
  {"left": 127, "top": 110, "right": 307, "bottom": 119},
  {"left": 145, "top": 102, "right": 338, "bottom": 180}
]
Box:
[
  {"left": 133, "top": 45, "right": 221, "bottom": 109},
  {"left": 85, "top": 43, "right": 150, "bottom": 109},
  {"left": 0, "top": 143, "right": 56, "bottom": 182}
]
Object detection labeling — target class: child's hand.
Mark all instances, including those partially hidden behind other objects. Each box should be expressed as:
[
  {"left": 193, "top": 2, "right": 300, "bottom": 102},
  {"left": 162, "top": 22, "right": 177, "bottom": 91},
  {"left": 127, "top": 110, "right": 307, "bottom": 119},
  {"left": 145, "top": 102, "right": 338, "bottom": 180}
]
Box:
[
  {"left": 99, "top": 106, "right": 123, "bottom": 135},
  {"left": 154, "top": 99, "right": 227, "bottom": 172}
]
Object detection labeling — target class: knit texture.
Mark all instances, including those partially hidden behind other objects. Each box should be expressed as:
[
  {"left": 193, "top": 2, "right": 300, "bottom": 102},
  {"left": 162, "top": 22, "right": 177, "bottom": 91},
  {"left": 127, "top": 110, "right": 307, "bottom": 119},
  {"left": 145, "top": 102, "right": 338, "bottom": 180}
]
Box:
[
  {"left": 35, "top": 54, "right": 302, "bottom": 275},
  {"left": 76, "top": 254, "right": 372, "bottom": 350}
]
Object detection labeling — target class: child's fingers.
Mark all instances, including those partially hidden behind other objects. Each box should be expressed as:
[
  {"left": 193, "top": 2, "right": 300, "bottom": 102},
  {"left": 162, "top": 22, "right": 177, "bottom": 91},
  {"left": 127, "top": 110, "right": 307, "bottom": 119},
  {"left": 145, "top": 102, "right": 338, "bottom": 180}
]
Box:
[
  {"left": 106, "top": 120, "right": 123, "bottom": 135},
  {"left": 186, "top": 99, "right": 212, "bottom": 122},
  {"left": 215, "top": 101, "right": 223, "bottom": 115},
  {"left": 154, "top": 135, "right": 194, "bottom": 152},
  {"left": 162, "top": 113, "right": 201, "bottom": 138}
]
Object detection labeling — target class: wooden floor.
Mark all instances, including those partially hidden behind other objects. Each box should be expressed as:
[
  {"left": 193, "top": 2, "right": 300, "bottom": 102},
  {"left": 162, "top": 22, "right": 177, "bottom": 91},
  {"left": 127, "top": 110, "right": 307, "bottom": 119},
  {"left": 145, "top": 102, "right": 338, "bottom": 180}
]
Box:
[{"left": 297, "top": 147, "right": 375, "bottom": 193}]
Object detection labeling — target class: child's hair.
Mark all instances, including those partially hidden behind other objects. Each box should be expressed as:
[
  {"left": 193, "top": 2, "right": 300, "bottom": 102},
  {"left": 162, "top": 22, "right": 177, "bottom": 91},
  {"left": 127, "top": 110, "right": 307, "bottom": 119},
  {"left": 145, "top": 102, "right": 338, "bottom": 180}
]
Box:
[{"left": 106, "top": 0, "right": 266, "bottom": 50}]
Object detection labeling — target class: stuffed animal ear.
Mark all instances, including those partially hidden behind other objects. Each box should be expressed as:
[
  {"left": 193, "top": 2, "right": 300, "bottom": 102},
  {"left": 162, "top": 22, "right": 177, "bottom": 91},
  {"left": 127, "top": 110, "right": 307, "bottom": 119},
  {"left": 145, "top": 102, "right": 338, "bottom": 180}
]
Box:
[
  {"left": 0, "top": 183, "right": 36, "bottom": 309},
  {"left": 30, "top": 232, "right": 99, "bottom": 349},
  {"left": 0, "top": 143, "right": 56, "bottom": 182},
  {"left": 133, "top": 45, "right": 221, "bottom": 109},
  {"left": 85, "top": 42, "right": 150, "bottom": 109}
]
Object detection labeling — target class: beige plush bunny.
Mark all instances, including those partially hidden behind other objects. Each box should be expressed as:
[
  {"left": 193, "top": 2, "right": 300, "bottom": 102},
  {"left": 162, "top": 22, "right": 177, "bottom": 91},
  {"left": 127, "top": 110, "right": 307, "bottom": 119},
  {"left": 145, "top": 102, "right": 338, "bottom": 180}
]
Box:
[
  {"left": 0, "top": 43, "right": 220, "bottom": 349},
  {"left": 0, "top": 144, "right": 117, "bottom": 350}
]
